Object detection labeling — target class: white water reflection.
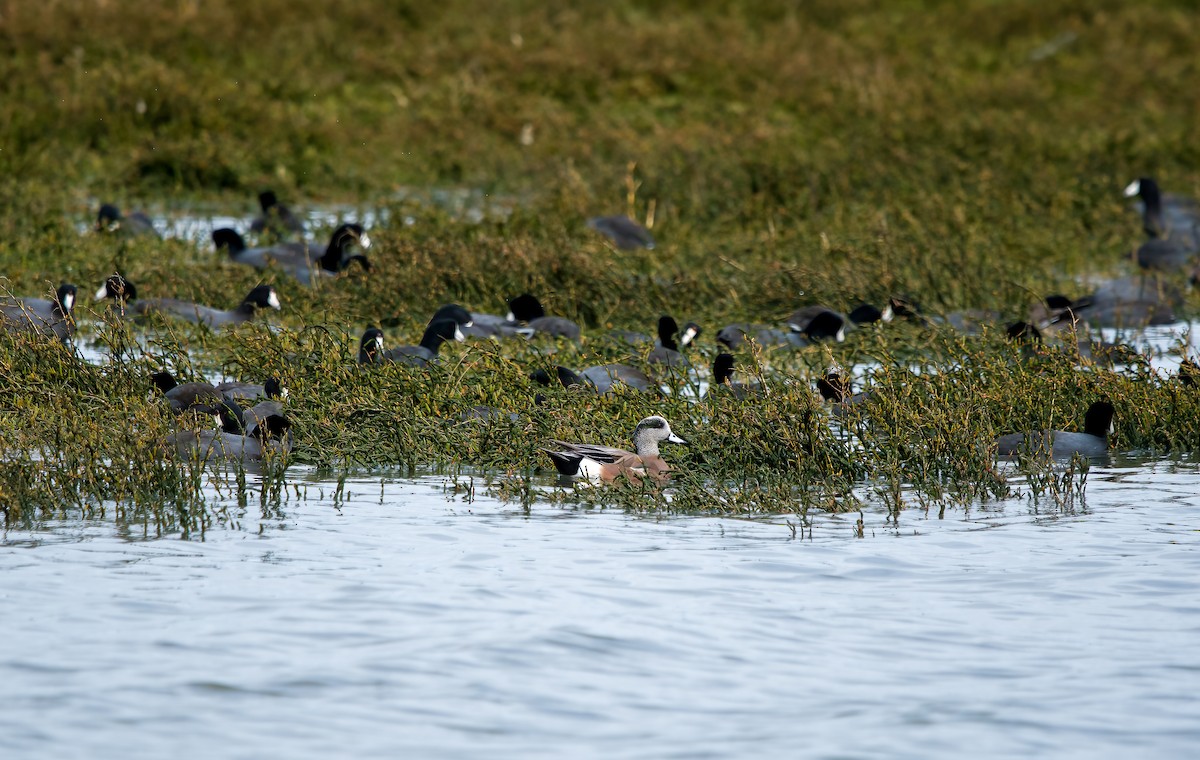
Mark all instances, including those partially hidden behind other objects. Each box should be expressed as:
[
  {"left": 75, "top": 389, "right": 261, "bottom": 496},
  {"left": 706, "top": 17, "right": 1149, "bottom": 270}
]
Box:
[{"left": 79, "top": 186, "right": 517, "bottom": 243}]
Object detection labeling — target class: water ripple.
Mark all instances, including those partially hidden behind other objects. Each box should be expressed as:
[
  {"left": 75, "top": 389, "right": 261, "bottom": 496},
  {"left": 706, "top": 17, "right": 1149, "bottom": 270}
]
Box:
[{"left": 2, "top": 457, "right": 1200, "bottom": 758}]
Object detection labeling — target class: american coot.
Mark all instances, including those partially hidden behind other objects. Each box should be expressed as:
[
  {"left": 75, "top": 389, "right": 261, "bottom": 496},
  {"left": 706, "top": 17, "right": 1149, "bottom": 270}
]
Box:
[
  {"left": 647, "top": 315, "right": 691, "bottom": 368},
  {"left": 134, "top": 284, "right": 282, "bottom": 330},
  {"left": 587, "top": 215, "right": 655, "bottom": 250},
  {"left": 710, "top": 353, "right": 762, "bottom": 398},
  {"left": 152, "top": 371, "right": 230, "bottom": 416},
  {"left": 95, "top": 203, "right": 159, "bottom": 238},
  {"left": 995, "top": 401, "right": 1115, "bottom": 459},
  {"left": 532, "top": 363, "right": 659, "bottom": 395},
  {"left": 93, "top": 274, "right": 140, "bottom": 308},
  {"left": 358, "top": 321, "right": 465, "bottom": 366},
  {"left": 816, "top": 370, "right": 871, "bottom": 418},
  {"left": 216, "top": 377, "right": 287, "bottom": 403},
  {"left": 848, "top": 303, "right": 892, "bottom": 325},
  {"left": 1136, "top": 233, "right": 1198, "bottom": 272},
  {"left": 213, "top": 224, "right": 371, "bottom": 286},
  {"left": 1179, "top": 359, "right": 1200, "bottom": 387},
  {"left": 716, "top": 323, "right": 805, "bottom": 350},
  {"left": 1, "top": 284, "right": 77, "bottom": 342},
  {"left": 167, "top": 412, "right": 293, "bottom": 463},
  {"left": 1066, "top": 277, "right": 1178, "bottom": 328},
  {"left": 785, "top": 305, "right": 847, "bottom": 340},
  {"left": 543, "top": 416, "right": 686, "bottom": 481},
  {"left": 506, "top": 294, "right": 581, "bottom": 341},
  {"left": 850, "top": 296, "right": 923, "bottom": 325},
  {"left": 248, "top": 190, "right": 306, "bottom": 240},
  {"left": 459, "top": 309, "right": 535, "bottom": 340},
  {"left": 1124, "top": 177, "right": 1200, "bottom": 238}
]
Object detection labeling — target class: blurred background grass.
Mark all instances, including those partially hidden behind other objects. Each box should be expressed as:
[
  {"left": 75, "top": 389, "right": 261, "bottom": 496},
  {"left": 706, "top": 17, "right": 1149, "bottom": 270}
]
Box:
[{"left": 0, "top": 0, "right": 1196, "bottom": 325}]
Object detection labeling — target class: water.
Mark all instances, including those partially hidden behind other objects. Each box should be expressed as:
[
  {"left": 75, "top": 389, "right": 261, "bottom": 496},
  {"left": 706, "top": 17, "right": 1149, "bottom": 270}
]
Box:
[
  {"left": 14, "top": 231, "right": 1200, "bottom": 757},
  {"left": 80, "top": 185, "right": 517, "bottom": 243},
  {"left": 2, "top": 459, "right": 1198, "bottom": 759}
]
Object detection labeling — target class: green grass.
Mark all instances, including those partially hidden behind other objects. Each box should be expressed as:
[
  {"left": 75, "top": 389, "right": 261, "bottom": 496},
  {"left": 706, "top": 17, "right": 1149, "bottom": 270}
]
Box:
[{"left": 1, "top": 1, "right": 1199, "bottom": 524}]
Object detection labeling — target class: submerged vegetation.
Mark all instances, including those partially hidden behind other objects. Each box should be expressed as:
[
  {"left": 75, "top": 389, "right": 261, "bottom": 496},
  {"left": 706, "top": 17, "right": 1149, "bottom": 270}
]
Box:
[{"left": 1, "top": 1, "right": 1199, "bottom": 526}]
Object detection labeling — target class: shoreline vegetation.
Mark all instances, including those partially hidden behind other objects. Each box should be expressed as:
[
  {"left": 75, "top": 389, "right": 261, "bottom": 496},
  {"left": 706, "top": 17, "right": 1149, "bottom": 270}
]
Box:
[{"left": 1, "top": 1, "right": 1198, "bottom": 530}]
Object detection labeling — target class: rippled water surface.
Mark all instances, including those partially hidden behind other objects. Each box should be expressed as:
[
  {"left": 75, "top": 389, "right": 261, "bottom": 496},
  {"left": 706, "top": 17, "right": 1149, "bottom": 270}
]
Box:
[{"left": 2, "top": 459, "right": 1198, "bottom": 759}]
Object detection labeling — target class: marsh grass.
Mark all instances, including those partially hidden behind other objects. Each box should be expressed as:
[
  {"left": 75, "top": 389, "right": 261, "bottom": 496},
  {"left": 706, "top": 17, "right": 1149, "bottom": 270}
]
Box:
[{"left": 2, "top": 1, "right": 1199, "bottom": 521}]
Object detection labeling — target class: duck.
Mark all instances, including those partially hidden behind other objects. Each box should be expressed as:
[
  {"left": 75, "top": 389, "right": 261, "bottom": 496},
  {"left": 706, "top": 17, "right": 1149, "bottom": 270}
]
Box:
[
  {"left": 647, "top": 315, "right": 693, "bottom": 368},
  {"left": 587, "top": 215, "right": 655, "bottom": 250},
  {"left": 132, "top": 284, "right": 282, "bottom": 330},
  {"left": 1178, "top": 359, "right": 1200, "bottom": 388},
  {"left": 215, "top": 377, "right": 287, "bottom": 403},
  {"left": 1, "top": 283, "right": 77, "bottom": 342},
  {"left": 815, "top": 370, "right": 872, "bottom": 418},
  {"left": 543, "top": 415, "right": 686, "bottom": 482},
  {"left": 248, "top": 190, "right": 306, "bottom": 240},
  {"left": 93, "top": 273, "right": 140, "bottom": 311},
  {"left": 166, "top": 412, "right": 293, "bottom": 463},
  {"left": 1066, "top": 277, "right": 1178, "bottom": 328},
  {"left": 428, "top": 304, "right": 474, "bottom": 331},
  {"left": 710, "top": 353, "right": 762, "bottom": 398},
  {"left": 995, "top": 401, "right": 1115, "bottom": 459},
  {"left": 151, "top": 371, "right": 228, "bottom": 415},
  {"left": 785, "top": 305, "right": 848, "bottom": 341},
  {"left": 506, "top": 293, "right": 581, "bottom": 341},
  {"left": 532, "top": 363, "right": 659, "bottom": 395},
  {"left": 848, "top": 302, "right": 893, "bottom": 325},
  {"left": 212, "top": 224, "right": 371, "bottom": 285},
  {"left": 1136, "top": 233, "right": 1198, "bottom": 272},
  {"left": 358, "top": 320, "right": 464, "bottom": 366},
  {"left": 1124, "top": 177, "right": 1200, "bottom": 239},
  {"left": 95, "top": 203, "right": 159, "bottom": 238},
  {"left": 716, "top": 323, "right": 805, "bottom": 351},
  {"left": 459, "top": 309, "right": 535, "bottom": 340}
]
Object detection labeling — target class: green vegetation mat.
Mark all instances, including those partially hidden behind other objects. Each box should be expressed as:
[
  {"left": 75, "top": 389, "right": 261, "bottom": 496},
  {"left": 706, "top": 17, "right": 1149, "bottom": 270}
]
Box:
[{"left": 1, "top": 1, "right": 1198, "bottom": 526}]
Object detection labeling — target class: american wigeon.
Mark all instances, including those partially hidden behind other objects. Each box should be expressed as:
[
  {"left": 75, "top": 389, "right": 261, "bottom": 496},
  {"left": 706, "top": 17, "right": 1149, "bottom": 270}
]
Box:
[
  {"left": 1, "top": 283, "right": 77, "bottom": 342},
  {"left": 95, "top": 203, "right": 159, "bottom": 238},
  {"left": 995, "top": 401, "right": 1115, "bottom": 459},
  {"left": 544, "top": 415, "right": 686, "bottom": 482},
  {"left": 506, "top": 294, "right": 581, "bottom": 341},
  {"left": 587, "top": 215, "right": 655, "bottom": 250},
  {"left": 358, "top": 320, "right": 465, "bottom": 366},
  {"left": 132, "top": 284, "right": 281, "bottom": 330},
  {"left": 1125, "top": 177, "right": 1199, "bottom": 239},
  {"left": 213, "top": 224, "right": 371, "bottom": 285},
  {"left": 249, "top": 190, "right": 307, "bottom": 240}
]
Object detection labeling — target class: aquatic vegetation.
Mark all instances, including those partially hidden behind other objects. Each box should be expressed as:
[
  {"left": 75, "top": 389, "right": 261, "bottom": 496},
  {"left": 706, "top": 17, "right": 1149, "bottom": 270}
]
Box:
[{"left": 1, "top": 1, "right": 1198, "bottom": 523}]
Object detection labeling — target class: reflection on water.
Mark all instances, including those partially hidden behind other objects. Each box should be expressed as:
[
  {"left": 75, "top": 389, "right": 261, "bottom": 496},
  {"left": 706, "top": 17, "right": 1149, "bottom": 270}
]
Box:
[
  {"left": 78, "top": 186, "right": 517, "bottom": 243},
  {"left": 2, "top": 457, "right": 1198, "bottom": 759}
]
